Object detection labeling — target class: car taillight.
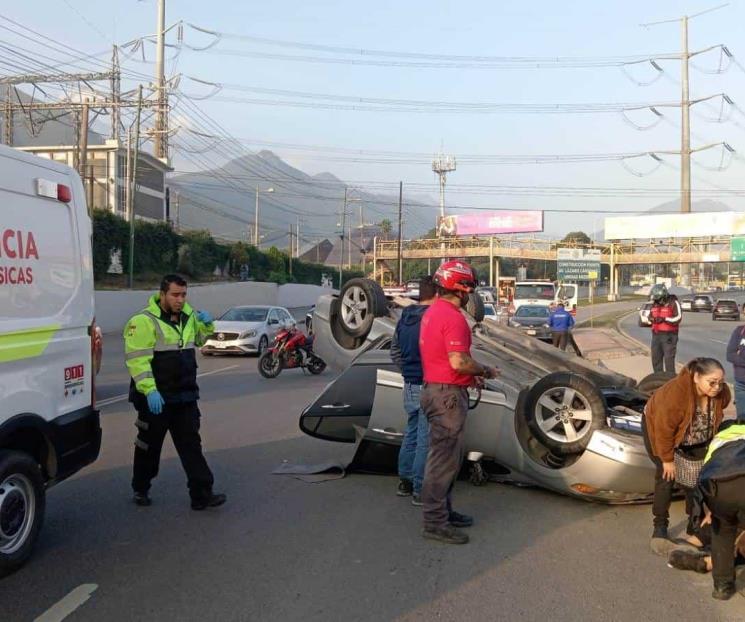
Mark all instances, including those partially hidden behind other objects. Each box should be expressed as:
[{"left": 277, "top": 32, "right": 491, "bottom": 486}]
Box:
[{"left": 89, "top": 318, "right": 98, "bottom": 409}]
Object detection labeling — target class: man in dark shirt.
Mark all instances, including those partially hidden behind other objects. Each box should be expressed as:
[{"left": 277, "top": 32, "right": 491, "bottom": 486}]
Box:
[{"left": 390, "top": 277, "right": 436, "bottom": 505}]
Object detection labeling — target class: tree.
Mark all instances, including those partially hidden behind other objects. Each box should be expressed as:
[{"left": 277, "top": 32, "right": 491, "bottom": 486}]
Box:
[
  {"left": 379, "top": 219, "right": 393, "bottom": 240},
  {"left": 561, "top": 231, "right": 592, "bottom": 245}
]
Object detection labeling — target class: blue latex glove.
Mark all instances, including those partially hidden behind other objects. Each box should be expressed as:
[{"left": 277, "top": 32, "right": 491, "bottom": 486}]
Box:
[
  {"left": 196, "top": 310, "right": 213, "bottom": 324},
  {"left": 147, "top": 390, "right": 165, "bottom": 415}
]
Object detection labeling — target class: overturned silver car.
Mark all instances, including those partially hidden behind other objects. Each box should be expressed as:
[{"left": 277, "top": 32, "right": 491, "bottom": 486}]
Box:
[{"left": 300, "top": 278, "right": 665, "bottom": 503}]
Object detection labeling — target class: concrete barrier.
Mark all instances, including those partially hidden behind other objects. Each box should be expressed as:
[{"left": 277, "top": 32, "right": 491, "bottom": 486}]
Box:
[{"left": 95, "top": 282, "right": 333, "bottom": 333}]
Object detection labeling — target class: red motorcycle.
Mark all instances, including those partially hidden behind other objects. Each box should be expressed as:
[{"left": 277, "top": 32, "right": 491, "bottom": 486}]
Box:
[{"left": 258, "top": 326, "right": 326, "bottom": 379}]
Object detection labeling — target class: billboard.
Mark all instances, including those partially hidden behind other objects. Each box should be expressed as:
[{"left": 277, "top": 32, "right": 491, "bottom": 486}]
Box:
[
  {"left": 557, "top": 248, "right": 602, "bottom": 281},
  {"left": 604, "top": 212, "right": 745, "bottom": 240},
  {"left": 437, "top": 211, "right": 543, "bottom": 237}
]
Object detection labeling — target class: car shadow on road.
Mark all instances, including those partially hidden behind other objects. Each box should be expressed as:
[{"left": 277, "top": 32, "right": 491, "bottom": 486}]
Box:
[{"left": 4, "top": 435, "right": 744, "bottom": 622}]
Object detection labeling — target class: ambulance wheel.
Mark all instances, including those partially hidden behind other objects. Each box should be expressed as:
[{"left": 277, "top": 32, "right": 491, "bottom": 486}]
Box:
[{"left": 0, "top": 450, "right": 45, "bottom": 578}]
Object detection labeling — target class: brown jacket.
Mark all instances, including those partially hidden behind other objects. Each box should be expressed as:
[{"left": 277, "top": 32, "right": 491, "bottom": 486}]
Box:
[{"left": 645, "top": 367, "right": 731, "bottom": 462}]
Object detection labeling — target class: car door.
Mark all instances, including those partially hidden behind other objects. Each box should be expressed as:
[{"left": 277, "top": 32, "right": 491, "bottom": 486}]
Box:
[{"left": 267, "top": 308, "right": 281, "bottom": 338}]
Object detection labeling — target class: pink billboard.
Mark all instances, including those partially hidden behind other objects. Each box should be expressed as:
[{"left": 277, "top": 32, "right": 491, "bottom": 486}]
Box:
[{"left": 437, "top": 211, "right": 543, "bottom": 236}]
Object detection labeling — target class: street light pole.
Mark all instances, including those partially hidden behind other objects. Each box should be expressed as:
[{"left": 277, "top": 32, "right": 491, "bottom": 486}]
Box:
[{"left": 253, "top": 186, "right": 273, "bottom": 248}]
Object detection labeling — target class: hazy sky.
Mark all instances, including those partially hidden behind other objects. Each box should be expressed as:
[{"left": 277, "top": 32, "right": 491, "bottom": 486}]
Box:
[{"left": 6, "top": 1, "right": 745, "bottom": 236}]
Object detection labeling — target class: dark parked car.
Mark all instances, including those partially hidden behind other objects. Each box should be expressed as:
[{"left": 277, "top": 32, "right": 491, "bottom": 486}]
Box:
[
  {"left": 712, "top": 299, "right": 740, "bottom": 321},
  {"left": 507, "top": 305, "right": 552, "bottom": 340},
  {"left": 692, "top": 295, "right": 714, "bottom": 312}
]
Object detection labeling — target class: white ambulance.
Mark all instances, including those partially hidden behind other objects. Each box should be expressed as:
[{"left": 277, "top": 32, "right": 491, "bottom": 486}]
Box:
[{"left": 0, "top": 145, "right": 101, "bottom": 576}]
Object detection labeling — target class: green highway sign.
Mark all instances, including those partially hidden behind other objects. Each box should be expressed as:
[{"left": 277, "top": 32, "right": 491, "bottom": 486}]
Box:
[{"left": 732, "top": 237, "right": 745, "bottom": 262}]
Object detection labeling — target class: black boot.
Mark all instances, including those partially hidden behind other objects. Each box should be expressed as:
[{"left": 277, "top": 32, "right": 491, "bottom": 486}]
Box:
[
  {"left": 712, "top": 582, "right": 735, "bottom": 601},
  {"left": 191, "top": 492, "right": 227, "bottom": 511},
  {"left": 652, "top": 525, "right": 669, "bottom": 540}
]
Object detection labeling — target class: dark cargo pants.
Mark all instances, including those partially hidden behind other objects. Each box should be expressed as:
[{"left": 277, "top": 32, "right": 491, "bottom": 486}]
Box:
[
  {"left": 705, "top": 479, "right": 745, "bottom": 589},
  {"left": 421, "top": 383, "right": 469, "bottom": 530},
  {"left": 132, "top": 401, "right": 215, "bottom": 502},
  {"left": 651, "top": 332, "right": 678, "bottom": 373}
]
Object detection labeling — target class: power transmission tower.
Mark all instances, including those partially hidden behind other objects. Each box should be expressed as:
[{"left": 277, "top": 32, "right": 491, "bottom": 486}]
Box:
[{"left": 111, "top": 45, "right": 121, "bottom": 142}]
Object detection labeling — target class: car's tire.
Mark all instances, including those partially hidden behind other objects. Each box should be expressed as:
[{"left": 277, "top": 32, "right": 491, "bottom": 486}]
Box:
[
  {"left": 466, "top": 292, "right": 485, "bottom": 323},
  {"left": 523, "top": 372, "right": 606, "bottom": 456},
  {"left": 0, "top": 450, "right": 45, "bottom": 578},
  {"left": 257, "top": 351, "right": 283, "bottom": 379},
  {"left": 636, "top": 371, "right": 676, "bottom": 398},
  {"left": 337, "top": 278, "right": 388, "bottom": 338},
  {"left": 258, "top": 335, "right": 269, "bottom": 355}
]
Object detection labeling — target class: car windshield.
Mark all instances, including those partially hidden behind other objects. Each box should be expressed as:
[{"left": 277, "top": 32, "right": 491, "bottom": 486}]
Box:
[
  {"left": 718, "top": 300, "right": 737, "bottom": 306},
  {"left": 515, "top": 306, "right": 550, "bottom": 318},
  {"left": 515, "top": 284, "right": 555, "bottom": 300},
  {"left": 695, "top": 296, "right": 710, "bottom": 302},
  {"left": 220, "top": 307, "right": 268, "bottom": 322}
]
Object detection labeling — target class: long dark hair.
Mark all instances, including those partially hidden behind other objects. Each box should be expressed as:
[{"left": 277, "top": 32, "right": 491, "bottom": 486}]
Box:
[{"left": 686, "top": 357, "right": 724, "bottom": 376}]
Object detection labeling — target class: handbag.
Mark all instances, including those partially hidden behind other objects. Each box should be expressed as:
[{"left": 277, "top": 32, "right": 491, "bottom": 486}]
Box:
[{"left": 673, "top": 401, "right": 712, "bottom": 489}]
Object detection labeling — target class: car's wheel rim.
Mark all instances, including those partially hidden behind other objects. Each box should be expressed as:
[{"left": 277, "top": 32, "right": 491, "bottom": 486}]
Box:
[
  {"left": 534, "top": 387, "right": 594, "bottom": 445},
  {"left": 341, "top": 286, "right": 369, "bottom": 330},
  {"left": 259, "top": 337, "right": 267, "bottom": 354},
  {"left": 0, "top": 474, "right": 35, "bottom": 555}
]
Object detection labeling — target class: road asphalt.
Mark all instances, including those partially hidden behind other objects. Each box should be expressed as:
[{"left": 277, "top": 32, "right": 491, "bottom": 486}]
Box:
[{"left": 6, "top": 300, "right": 745, "bottom": 621}]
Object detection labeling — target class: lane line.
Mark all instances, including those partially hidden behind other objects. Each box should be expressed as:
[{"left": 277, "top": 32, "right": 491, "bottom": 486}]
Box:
[
  {"left": 97, "top": 365, "right": 239, "bottom": 408},
  {"left": 710, "top": 339, "right": 729, "bottom": 345},
  {"left": 34, "top": 584, "right": 98, "bottom": 622}
]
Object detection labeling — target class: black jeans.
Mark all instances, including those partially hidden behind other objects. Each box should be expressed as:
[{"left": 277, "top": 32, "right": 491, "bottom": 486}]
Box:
[
  {"left": 421, "top": 384, "right": 468, "bottom": 530},
  {"left": 705, "top": 479, "right": 745, "bottom": 588},
  {"left": 641, "top": 415, "right": 708, "bottom": 542},
  {"left": 132, "top": 401, "right": 215, "bottom": 501},
  {"left": 651, "top": 332, "right": 678, "bottom": 373}
]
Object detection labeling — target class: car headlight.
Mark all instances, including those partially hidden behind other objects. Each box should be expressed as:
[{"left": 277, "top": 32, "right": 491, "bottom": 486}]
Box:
[
  {"left": 239, "top": 330, "right": 257, "bottom": 339},
  {"left": 542, "top": 323, "right": 550, "bottom": 328}
]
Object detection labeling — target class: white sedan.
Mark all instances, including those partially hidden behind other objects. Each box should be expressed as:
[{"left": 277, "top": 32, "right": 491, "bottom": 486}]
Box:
[{"left": 201, "top": 305, "right": 296, "bottom": 356}]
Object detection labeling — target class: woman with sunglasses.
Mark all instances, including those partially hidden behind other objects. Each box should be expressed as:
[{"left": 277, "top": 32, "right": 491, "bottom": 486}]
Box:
[{"left": 642, "top": 358, "right": 731, "bottom": 553}]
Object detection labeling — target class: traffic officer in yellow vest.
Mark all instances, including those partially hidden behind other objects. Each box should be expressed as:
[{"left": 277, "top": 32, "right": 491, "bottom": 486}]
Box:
[{"left": 124, "top": 274, "right": 226, "bottom": 510}]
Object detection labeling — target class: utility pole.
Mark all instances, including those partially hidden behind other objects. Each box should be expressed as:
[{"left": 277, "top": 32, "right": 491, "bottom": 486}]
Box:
[
  {"left": 111, "top": 45, "right": 121, "bottom": 142},
  {"left": 432, "top": 153, "right": 456, "bottom": 227},
  {"left": 339, "top": 187, "right": 347, "bottom": 287},
  {"left": 78, "top": 99, "right": 90, "bottom": 214},
  {"left": 153, "top": 0, "right": 168, "bottom": 161},
  {"left": 174, "top": 191, "right": 180, "bottom": 231},
  {"left": 681, "top": 15, "right": 691, "bottom": 214},
  {"left": 397, "top": 181, "right": 403, "bottom": 285},
  {"left": 254, "top": 187, "right": 260, "bottom": 246},
  {"left": 3, "top": 85, "right": 12, "bottom": 145},
  {"left": 288, "top": 224, "right": 293, "bottom": 278},
  {"left": 128, "top": 85, "right": 143, "bottom": 289}
]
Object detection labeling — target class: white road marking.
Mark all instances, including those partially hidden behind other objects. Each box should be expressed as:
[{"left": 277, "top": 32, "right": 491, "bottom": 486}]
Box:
[
  {"left": 710, "top": 339, "right": 729, "bottom": 345},
  {"left": 34, "top": 584, "right": 98, "bottom": 622},
  {"left": 97, "top": 365, "right": 239, "bottom": 408}
]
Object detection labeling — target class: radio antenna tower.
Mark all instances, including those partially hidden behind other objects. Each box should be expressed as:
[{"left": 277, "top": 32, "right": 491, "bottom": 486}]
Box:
[{"left": 432, "top": 152, "right": 456, "bottom": 221}]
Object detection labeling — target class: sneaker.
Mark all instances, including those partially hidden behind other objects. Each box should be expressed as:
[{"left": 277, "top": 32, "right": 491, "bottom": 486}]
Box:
[
  {"left": 411, "top": 494, "right": 423, "bottom": 507},
  {"left": 652, "top": 525, "right": 669, "bottom": 540},
  {"left": 667, "top": 549, "right": 709, "bottom": 573},
  {"left": 712, "top": 583, "right": 735, "bottom": 601},
  {"left": 397, "top": 479, "right": 413, "bottom": 497},
  {"left": 191, "top": 492, "right": 227, "bottom": 511},
  {"left": 133, "top": 492, "right": 151, "bottom": 507},
  {"left": 448, "top": 511, "right": 474, "bottom": 528},
  {"left": 422, "top": 525, "right": 469, "bottom": 545}
]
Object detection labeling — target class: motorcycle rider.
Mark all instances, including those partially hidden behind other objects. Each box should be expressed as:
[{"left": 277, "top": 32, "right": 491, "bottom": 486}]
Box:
[
  {"left": 419, "top": 260, "right": 500, "bottom": 544},
  {"left": 648, "top": 283, "right": 682, "bottom": 373}
]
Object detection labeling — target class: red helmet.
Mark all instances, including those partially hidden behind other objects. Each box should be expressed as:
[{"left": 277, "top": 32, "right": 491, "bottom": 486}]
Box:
[{"left": 433, "top": 260, "right": 477, "bottom": 293}]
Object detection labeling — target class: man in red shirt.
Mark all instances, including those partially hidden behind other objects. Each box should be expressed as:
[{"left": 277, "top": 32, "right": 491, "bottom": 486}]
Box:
[{"left": 419, "top": 260, "right": 500, "bottom": 544}]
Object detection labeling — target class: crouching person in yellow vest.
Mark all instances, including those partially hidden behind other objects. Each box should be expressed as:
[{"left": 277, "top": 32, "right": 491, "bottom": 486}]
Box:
[
  {"left": 686, "top": 421, "right": 745, "bottom": 600},
  {"left": 123, "top": 274, "right": 226, "bottom": 511}
]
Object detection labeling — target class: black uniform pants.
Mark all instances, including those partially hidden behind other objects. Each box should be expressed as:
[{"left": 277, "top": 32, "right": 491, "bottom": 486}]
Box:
[
  {"left": 705, "top": 478, "right": 745, "bottom": 588},
  {"left": 651, "top": 332, "right": 678, "bottom": 373},
  {"left": 421, "top": 384, "right": 468, "bottom": 530},
  {"left": 132, "top": 401, "right": 215, "bottom": 501}
]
